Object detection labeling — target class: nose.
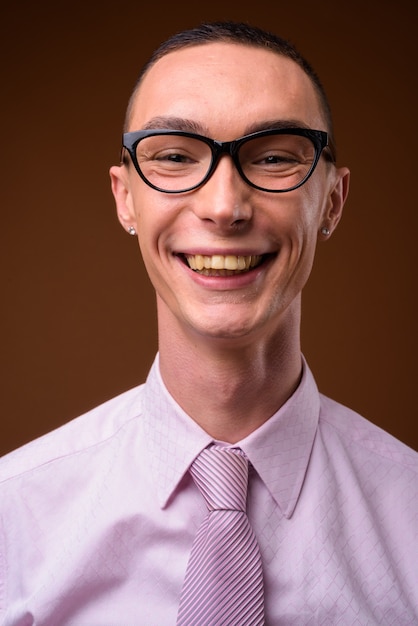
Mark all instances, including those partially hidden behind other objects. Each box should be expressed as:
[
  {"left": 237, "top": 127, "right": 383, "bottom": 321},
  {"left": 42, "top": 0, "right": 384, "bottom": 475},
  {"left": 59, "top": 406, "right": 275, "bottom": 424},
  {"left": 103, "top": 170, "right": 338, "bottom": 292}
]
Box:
[{"left": 193, "top": 155, "right": 253, "bottom": 230}]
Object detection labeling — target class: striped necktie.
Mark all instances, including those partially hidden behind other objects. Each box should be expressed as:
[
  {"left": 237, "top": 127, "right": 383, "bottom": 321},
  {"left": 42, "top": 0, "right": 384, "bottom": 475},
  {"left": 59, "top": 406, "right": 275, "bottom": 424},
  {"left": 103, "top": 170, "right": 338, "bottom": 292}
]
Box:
[{"left": 176, "top": 445, "right": 265, "bottom": 625}]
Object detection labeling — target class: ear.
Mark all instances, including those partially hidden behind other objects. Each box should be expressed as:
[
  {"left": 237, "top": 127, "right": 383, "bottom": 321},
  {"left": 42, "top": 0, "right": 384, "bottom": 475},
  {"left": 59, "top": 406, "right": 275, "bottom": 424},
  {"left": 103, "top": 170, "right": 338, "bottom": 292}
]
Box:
[
  {"left": 319, "top": 166, "right": 350, "bottom": 239},
  {"left": 109, "top": 164, "right": 137, "bottom": 234}
]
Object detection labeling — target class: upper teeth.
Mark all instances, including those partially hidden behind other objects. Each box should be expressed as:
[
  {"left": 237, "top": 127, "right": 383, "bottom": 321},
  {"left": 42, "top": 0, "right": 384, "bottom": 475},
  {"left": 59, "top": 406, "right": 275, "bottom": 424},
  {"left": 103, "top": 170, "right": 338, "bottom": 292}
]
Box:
[{"left": 186, "top": 254, "right": 261, "bottom": 271}]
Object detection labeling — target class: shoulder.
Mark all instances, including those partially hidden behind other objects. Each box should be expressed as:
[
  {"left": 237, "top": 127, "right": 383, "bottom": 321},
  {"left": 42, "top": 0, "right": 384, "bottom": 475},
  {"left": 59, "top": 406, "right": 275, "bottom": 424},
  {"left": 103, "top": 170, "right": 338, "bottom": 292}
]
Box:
[
  {"left": 0, "top": 383, "right": 146, "bottom": 484},
  {"left": 318, "top": 393, "right": 418, "bottom": 472}
]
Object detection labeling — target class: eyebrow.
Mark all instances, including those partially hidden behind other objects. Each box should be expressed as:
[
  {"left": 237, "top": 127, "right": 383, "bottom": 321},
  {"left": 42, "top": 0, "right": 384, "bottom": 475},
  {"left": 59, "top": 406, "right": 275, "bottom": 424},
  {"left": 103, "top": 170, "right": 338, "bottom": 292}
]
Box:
[
  {"left": 245, "top": 119, "right": 311, "bottom": 134},
  {"left": 142, "top": 117, "right": 207, "bottom": 134},
  {"left": 140, "top": 116, "right": 314, "bottom": 137}
]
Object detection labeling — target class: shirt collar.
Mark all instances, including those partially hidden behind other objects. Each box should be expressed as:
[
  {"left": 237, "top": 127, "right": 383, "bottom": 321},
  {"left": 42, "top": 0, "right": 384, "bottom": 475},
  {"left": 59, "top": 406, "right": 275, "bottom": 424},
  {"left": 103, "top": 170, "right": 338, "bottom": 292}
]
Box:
[
  {"left": 142, "top": 355, "right": 213, "bottom": 509},
  {"left": 142, "top": 354, "right": 320, "bottom": 517},
  {"left": 237, "top": 356, "right": 320, "bottom": 518}
]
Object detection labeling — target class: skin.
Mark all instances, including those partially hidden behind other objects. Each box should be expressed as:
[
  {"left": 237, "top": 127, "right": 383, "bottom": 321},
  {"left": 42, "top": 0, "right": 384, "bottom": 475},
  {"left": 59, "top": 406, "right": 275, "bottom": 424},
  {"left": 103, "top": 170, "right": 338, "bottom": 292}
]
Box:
[{"left": 110, "top": 42, "right": 350, "bottom": 443}]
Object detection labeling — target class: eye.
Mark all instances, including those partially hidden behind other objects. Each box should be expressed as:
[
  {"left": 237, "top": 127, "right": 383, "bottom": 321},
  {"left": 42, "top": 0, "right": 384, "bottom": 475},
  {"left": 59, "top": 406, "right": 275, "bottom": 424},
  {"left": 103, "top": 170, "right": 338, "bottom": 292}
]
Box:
[
  {"left": 240, "top": 133, "right": 315, "bottom": 171},
  {"left": 261, "top": 153, "right": 299, "bottom": 165},
  {"left": 138, "top": 140, "right": 209, "bottom": 170},
  {"left": 155, "top": 151, "right": 196, "bottom": 164},
  {"left": 249, "top": 150, "right": 303, "bottom": 171}
]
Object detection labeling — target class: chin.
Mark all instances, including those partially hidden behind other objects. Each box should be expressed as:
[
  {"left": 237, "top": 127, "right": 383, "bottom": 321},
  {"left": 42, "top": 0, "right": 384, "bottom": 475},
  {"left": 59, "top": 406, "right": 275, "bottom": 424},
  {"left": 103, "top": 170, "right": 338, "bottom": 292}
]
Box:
[{"left": 185, "top": 312, "right": 267, "bottom": 343}]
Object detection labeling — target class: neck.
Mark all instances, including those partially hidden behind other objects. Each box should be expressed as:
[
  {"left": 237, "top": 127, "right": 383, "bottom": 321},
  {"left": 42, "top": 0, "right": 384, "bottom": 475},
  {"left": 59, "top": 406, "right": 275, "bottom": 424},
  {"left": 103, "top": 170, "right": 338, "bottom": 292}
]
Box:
[{"left": 157, "top": 304, "right": 302, "bottom": 443}]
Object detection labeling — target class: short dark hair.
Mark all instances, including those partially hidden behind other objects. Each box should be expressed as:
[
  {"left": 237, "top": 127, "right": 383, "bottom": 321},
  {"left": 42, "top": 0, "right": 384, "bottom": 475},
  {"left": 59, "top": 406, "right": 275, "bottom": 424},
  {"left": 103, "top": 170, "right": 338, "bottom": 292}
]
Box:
[{"left": 124, "top": 21, "right": 335, "bottom": 151}]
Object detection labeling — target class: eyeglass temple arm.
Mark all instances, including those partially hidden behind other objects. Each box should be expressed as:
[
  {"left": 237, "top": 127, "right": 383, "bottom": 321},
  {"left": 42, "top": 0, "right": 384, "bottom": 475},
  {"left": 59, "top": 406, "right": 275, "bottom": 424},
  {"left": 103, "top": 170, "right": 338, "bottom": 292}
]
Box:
[{"left": 324, "top": 137, "right": 337, "bottom": 163}]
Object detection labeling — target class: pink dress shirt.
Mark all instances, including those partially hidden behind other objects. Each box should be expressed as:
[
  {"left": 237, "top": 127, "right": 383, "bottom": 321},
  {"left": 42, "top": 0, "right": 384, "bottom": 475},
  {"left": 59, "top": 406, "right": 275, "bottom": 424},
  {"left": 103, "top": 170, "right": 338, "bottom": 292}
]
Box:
[{"left": 1, "top": 354, "right": 417, "bottom": 625}]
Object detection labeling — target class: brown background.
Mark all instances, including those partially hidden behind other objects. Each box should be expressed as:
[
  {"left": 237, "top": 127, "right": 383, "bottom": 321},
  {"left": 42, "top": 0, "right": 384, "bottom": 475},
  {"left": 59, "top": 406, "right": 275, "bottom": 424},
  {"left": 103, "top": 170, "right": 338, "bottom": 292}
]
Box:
[{"left": 1, "top": 0, "right": 417, "bottom": 456}]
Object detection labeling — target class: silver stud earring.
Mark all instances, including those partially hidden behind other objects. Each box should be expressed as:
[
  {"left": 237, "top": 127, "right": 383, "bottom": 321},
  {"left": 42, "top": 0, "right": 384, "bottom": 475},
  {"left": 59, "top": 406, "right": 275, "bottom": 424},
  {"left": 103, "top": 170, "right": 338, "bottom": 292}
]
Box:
[
  {"left": 321, "top": 227, "right": 330, "bottom": 236},
  {"left": 128, "top": 226, "right": 137, "bottom": 236}
]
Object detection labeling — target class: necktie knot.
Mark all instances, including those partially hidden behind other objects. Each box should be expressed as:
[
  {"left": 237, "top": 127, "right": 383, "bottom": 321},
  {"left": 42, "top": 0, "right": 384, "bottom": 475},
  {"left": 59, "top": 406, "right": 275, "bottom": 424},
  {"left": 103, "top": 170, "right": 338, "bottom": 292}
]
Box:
[
  {"left": 190, "top": 445, "right": 249, "bottom": 512},
  {"left": 177, "top": 444, "right": 265, "bottom": 625}
]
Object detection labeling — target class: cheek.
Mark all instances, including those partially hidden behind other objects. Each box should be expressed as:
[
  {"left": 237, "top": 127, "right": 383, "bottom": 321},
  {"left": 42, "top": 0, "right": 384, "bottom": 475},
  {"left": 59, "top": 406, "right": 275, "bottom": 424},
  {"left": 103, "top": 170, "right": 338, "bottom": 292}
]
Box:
[
  {"left": 131, "top": 185, "right": 170, "bottom": 238},
  {"left": 133, "top": 193, "right": 183, "bottom": 269},
  {"left": 271, "top": 189, "right": 320, "bottom": 242},
  {"left": 274, "top": 188, "right": 324, "bottom": 275},
  {"left": 289, "top": 182, "right": 328, "bottom": 243}
]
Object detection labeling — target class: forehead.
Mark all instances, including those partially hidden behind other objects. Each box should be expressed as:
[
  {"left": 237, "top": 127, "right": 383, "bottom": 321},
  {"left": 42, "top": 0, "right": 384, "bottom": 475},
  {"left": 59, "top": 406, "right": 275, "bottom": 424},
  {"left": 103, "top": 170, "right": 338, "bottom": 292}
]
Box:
[{"left": 129, "top": 42, "right": 325, "bottom": 135}]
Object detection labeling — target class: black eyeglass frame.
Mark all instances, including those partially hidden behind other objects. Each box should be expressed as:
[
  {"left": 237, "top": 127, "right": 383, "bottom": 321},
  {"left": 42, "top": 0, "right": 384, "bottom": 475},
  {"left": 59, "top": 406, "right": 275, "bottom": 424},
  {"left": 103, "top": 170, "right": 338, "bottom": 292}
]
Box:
[{"left": 122, "top": 127, "right": 335, "bottom": 194}]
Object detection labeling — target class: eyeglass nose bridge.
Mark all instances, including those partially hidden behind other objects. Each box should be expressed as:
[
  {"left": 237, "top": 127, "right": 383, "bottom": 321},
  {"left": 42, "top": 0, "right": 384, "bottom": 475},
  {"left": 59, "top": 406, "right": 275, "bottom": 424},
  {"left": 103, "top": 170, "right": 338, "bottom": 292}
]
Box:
[{"left": 205, "top": 138, "right": 246, "bottom": 185}]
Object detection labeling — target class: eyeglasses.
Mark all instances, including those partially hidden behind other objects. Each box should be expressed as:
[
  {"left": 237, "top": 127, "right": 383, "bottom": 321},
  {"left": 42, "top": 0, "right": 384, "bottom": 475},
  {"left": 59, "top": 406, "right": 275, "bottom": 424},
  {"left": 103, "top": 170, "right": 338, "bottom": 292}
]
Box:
[{"left": 122, "top": 127, "right": 334, "bottom": 194}]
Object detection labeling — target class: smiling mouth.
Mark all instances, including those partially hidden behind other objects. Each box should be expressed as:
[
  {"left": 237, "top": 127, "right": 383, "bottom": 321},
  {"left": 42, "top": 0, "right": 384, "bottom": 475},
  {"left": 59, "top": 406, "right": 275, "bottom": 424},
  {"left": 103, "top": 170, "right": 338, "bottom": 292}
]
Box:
[{"left": 182, "top": 253, "right": 265, "bottom": 276}]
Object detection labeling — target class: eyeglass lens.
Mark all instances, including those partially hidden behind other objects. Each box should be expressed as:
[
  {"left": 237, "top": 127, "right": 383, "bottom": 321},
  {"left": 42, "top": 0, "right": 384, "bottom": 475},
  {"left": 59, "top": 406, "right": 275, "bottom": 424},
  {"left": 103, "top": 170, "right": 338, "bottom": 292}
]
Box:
[{"left": 134, "top": 133, "right": 317, "bottom": 192}]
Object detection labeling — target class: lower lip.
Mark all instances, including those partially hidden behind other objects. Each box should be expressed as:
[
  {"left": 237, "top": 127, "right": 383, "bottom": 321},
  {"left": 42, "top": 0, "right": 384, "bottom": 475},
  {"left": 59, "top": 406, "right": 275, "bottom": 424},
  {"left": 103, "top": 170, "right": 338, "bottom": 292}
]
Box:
[{"left": 178, "top": 256, "right": 273, "bottom": 290}]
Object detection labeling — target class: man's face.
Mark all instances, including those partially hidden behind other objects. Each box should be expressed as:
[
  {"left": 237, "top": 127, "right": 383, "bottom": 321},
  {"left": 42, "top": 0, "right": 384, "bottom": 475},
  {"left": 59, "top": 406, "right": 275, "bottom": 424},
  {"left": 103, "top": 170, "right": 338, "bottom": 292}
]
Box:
[{"left": 111, "top": 43, "right": 348, "bottom": 344}]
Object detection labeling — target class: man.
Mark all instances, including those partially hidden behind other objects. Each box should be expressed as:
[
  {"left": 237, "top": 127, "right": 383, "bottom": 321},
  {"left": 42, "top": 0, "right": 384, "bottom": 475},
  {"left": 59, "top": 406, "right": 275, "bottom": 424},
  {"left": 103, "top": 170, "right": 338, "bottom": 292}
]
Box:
[{"left": 1, "top": 21, "right": 417, "bottom": 625}]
